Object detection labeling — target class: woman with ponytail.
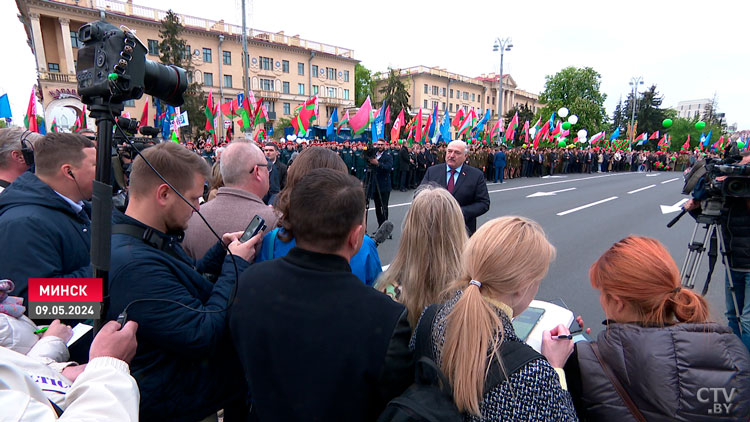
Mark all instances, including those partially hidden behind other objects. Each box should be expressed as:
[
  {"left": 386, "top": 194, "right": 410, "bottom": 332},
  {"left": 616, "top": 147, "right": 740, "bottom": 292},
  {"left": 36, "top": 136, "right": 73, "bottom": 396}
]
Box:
[
  {"left": 413, "top": 216, "right": 579, "bottom": 421},
  {"left": 567, "top": 236, "right": 750, "bottom": 421}
]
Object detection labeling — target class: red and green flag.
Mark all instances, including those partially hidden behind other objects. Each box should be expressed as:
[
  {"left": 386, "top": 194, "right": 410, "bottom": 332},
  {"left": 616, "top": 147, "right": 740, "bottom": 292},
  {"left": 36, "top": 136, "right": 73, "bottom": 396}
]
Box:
[
  {"left": 49, "top": 117, "right": 59, "bottom": 133},
  {"left": 349, "top": 96, "right": 372, "bottom": 135},
  {"left": 451, "top": 108, "right": 465, "bottom": 128},
  {"left": 253, "top": 100, "right": 268, "bottom": 128},
  {"left": 648, "top": 131, "right": 659, "bottom": 140},
  {"left": 337, "top": 110, "right": 350, "bottom": 135},
  {"left": 254, "top": 127, "right": 266, "bottom": 142},
  {"left": 681, "top": 135, "right": 691, "bottom": 153},
  {"left": 139, "top": 99, "right": 149, "bottom": 128},
  {"left": 70, "top": 114, "right": 81, "bottom": 132},
  {"left": 24, "top": 86, "right": 39, "bottom": 133},
  {"left": 205, "top": 91, "right": 216, "bottom": 138}
]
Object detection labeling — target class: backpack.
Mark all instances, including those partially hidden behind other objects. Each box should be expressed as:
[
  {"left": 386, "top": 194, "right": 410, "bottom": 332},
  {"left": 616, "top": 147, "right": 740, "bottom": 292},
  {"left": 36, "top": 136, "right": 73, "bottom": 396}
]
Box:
[{"left": 377, "top": 304, "right": 544, "bottom": 422}]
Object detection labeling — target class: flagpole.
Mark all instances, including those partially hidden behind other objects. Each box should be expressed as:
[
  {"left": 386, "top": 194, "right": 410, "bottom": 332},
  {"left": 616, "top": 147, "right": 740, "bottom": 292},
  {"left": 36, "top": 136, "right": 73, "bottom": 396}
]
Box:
[
  {"left": 628, "top": 76, "right": 643, "bottom": 150},
  {"left": 493, "top": 37, "right": 512, "bottom": 145},
  {"left": 241, "top": 0, "right": 250, "bottom": 135}
]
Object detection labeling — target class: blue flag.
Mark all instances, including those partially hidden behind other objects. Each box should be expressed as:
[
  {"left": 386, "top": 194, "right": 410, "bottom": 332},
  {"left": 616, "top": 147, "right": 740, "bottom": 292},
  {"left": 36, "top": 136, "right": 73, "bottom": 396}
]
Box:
[
  {"left": 610, "top": 127, "right": 620, "bottom": 140},
  {"left": 153, "top": 97, "right": 161, "bottom": 127},
  {"left": 473, "top": 109, "right": 491, "bottom": 134},
  {"left": 704, "top": 130, "right": 712, "bottom": 146},
  {"left": 700, "top": 132, "right": 707, "bottom": 147},
  {"left": 162, "top": 105, "right": 175, "bottom": 139},
  {"left": 372, "top": 104, "right": 386, "bottom": 142},
  {"left": 549, "top": 112, "right": 555, "bottom": 131},
  {"left": 428, "top": 107, "right": 438, "bottom": 139},
  {"left": 327, "top": 108, "right": 338, "bottom": 140},
  {"left": 439, "top": 110, "right": 451, "bottom": 143},
  {"left": 0, "top": 94, "right": 12, "bottom": 118}
]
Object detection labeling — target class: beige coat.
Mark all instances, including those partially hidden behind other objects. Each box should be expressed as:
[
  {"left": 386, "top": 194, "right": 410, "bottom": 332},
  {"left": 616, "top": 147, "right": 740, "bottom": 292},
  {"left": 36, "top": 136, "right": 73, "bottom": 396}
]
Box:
[{"left": 182, "top": 187, "right": 279, "bottom": 260}]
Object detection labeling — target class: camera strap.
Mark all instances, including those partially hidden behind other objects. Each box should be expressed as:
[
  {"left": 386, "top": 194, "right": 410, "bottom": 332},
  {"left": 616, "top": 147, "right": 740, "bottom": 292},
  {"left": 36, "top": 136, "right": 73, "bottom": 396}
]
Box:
[{"left": 112, "top": 224, "right": 188, "bottom": 265}]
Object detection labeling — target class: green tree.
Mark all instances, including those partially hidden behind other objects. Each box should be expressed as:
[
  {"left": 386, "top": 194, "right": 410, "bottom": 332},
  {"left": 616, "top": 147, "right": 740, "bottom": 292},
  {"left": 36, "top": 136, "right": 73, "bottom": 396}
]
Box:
[
  {"left": 274, "top": 117, "right": 292, "bottom": 139},
  {"left": 622, "top": 85, "right": 669, "bottom": 146},
  {"left": 661, "top": 117, "right": 724, "bottom": 152},
  {"left": 0, "top": 119, "right": 6, "bottom": 129},
  {"left": 504, "top": 104, "right": 535, "bottom": 127},
  {"left": 354, "top": 63, "right": 376, "bottom": 107},
  {"left": 377, "top": 68, "right": 411, "bottom": 137},
  {"left": 610, "top": 97, "right": 625, "bottom": 132},
  {"left": 538, "top": 66, "right": 608, "bottom": 135},
  {"left": 158, "top": 10, "right": 205, "bottom": 139}
]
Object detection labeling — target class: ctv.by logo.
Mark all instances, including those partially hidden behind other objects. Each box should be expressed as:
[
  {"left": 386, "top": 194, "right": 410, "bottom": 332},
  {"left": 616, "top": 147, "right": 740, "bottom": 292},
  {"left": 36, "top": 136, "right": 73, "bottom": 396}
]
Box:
[{"left": 697, "top": 387, "right": 737, "bottom": 415}]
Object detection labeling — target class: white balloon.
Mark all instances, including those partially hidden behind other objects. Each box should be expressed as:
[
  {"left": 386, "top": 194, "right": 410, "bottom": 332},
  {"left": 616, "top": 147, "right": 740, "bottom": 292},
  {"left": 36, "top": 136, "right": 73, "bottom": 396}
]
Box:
[
  {"left": 529, "top": 127, "right": 537, "bottom": 137},
  {"left": 558, "top": 107, "right": 569, "bottom": 118},
  {"left": 577, "top": 129, "right": 587, "bottom": 139},
  {"left": 568, "top": 115, "right": 579, "bottom": 125}
]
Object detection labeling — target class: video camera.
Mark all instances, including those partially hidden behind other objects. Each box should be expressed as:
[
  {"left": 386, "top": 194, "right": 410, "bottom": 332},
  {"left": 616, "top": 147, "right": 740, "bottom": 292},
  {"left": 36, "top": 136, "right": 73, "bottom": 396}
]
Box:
[
  {"left": 363, "top": 141, "right": 378, "bottom": 164},
  {"left": 76, "top": 21, "right": 187, "bottom": 107}
]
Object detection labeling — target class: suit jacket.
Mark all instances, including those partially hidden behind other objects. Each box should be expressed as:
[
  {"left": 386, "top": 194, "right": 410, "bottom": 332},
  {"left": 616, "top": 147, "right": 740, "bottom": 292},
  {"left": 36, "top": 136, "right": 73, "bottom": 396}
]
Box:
[
  {"left": 420, "top": 164, "right": 490, "bottom": 235},
  {"left": 494, "top": 151, "right": 506, "bottom": 167},
  {"left": 230, "top": 247, "right": 413, "bottom": 421},
  {"left": 371, "top": 150, "right": 393, "bottom": 194}
]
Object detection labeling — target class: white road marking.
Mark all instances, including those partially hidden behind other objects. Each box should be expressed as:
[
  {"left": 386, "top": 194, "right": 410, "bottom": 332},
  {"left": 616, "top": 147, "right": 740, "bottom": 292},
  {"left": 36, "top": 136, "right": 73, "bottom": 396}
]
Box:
[
  {"left": 660, "top": 198, "right": 689, "bottom": 214},
  {"left": 646, "top": 174, "right": 660, "bottom": 177},
  {"left": 661, "top": 178, "right": 680, "bottom": 184},
  {"left": 556, "top": 196, "right": 618, "bottom": 216},
  {"left": 628, "top": 184, "right": 656, "bottom": 194},
  {"left": 526, "top": 188, "right": 577, "bottom": 198}
]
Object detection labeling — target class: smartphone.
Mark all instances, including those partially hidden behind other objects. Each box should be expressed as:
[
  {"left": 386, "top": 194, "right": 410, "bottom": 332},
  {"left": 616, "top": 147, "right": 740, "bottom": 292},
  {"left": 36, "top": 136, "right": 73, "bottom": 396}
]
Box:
[
  {"left": 240, "top": 215, "right": 266, "bottom": 243},
  {"left": 512, "top": 307, "right": 546, "bottom": 342}
]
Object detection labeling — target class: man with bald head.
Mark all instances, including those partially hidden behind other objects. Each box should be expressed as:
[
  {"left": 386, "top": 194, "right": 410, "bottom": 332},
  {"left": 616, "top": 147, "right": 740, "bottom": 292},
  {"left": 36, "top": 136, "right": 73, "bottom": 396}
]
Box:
[
  {"left": 420, "top": 140, "right": 490, "bottom": 235},
  {"left": 183, "top": 141, "right": 277, "bottom": 259}
]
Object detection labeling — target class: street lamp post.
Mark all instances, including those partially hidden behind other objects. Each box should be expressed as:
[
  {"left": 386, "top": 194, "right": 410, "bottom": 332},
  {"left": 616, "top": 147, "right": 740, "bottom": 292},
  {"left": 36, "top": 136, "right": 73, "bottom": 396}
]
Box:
[
  {"left": 493, "top": 37, "right": 512, "bottom": 143},
  {"left": 628, "top": 76, "right": 643, "bottom": 149}
]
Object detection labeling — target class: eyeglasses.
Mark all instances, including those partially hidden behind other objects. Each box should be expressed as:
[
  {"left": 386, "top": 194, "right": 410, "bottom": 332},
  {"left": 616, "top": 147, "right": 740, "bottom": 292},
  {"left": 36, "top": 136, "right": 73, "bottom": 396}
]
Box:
[{"left": 249, "top": 161, "right": 273, "bottom": 174}]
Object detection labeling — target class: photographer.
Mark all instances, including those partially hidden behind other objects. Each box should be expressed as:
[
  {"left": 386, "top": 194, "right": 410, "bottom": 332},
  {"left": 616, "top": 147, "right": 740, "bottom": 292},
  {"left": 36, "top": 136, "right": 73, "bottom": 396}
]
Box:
[
  {"left": 107, "top": 142, "right": 262, "bottom": 421},
  {"left": 684, "top": 150, "right": 750, "bottom": 351},
  {"left": 367, "top": 138, "right": 393, "bottom": 227}
]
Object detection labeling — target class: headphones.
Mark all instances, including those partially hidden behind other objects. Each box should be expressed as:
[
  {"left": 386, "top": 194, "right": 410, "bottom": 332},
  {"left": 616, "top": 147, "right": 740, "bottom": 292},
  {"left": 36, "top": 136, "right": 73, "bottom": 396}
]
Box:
[
  {"left": 20, "top": 131, "right": 35, "bottom": 166},
  {"left": 67, "top": 169, "right": 75, "bottom": 179}
]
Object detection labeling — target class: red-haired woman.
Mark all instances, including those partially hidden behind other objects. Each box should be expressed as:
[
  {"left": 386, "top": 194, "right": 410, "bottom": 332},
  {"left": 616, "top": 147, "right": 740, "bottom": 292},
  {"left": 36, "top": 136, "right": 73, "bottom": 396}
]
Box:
[{"left": 566, "top": 236, "right": 750, "bottom": 421}]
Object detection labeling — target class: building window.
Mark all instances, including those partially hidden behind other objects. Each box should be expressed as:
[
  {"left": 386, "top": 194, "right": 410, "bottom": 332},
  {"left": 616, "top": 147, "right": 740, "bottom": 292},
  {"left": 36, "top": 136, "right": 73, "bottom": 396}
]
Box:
[
  {"left": 450, "top": 104, "right": 453, "bottom": 112},
  {"left": 450, "top": 89, "right": 453, "bottom": 98},
  {"left": 297, "top": 83, "right": 305, "bottom": 95},
  {"left": 282, "top": 81, "right": 290, "bottom": 94},
  {"left": 146, "top": 39, "right": 158, "bottom": 55},
  {"left": 202, "top": 48, "right": 212, "bottom": 63},
  {"left": 492, "top": 96, "right": 495, "bottom": 105},
  {"left": 312, "top": 65, "right": 319, "bottom": 76},
  {"left": 187, "top": 71, "right": 193, "bottom": 84},
  {"left": 472, "top": 93, "right": 476, "bottom": 101},
  {"left": 442, "top": 88, "right": 446, "bottom": 97},
  {"left": 442, "top": 102, "right": 446, "bottom": 110},
  {"left": 260, "top": 56, "right": 273, "bottom": 71},
  {"left": 344, "top": 70, "right": 349, "bottom": 82},
  {"left": 344, "top": 89, "right": 350, "bottom": 100},
  {"left": 456, "top": 89, "right": 460, "bottom": 99},
  {"left": 263, "top": 100, "right": 275, "bottom": 113},
  {"left": 281, "top": 60, "right": 289, "bottom": 73},
  {"left": 204, "top": 72, "right": 213, "bottom": 86},
  {"left": 326, "top": 67, "right": 336, "bottom": 80},
  {"left": 223, "top": 51, "right": 231, "bottom": 65},
  {"left": 478, "top": 95, "right": 481, "bottom": 103},
  {"left": 432, "top": 86, "right": 438, "bottom": 95},
  {"left": 424, "top": 99, "right": 428, "bottom": 108},
  {"left": 298, "top": 62, "right": 305, "bottom": 75},
  {"left": 48, "top": 63, "right": 60, "bottom": 73},
  {"left": 463, "top": 92, "right": 469, "bottom": 101},
  {"left": 182, "top": 45, "right": 191, "bottom": 60},
  {"left": 283, "top": 102, "right": 290, "bottom": 115},
  {"left": 70, "top": 31, "right": 83, "bottom": 49},
  {"left": 327, "top": 87, "right": 337, "bottom": 98},
  {"left": 223, "top": 75, "right": 232, "bottom": 88},
  {"left": 123, "top": 99, "right": 135, "bottom": 107},
  {"left": 432, "top": 101, "right": 438, "bottom": 110},
  {"left": 260, "top": 78, "right": 274, "bottom": 91},
  {"left": 313, "top": 85, "right": 319, "bottom": 95},
  {"left": 424, "top": 84, "right": 428, "bottom": 94}
]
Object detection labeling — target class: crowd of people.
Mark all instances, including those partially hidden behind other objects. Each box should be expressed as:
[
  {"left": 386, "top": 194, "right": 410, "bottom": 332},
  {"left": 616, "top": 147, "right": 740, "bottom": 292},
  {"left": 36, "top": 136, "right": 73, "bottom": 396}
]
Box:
[{"left": 0, "top": 125, "right": 748, "bottom": 421}]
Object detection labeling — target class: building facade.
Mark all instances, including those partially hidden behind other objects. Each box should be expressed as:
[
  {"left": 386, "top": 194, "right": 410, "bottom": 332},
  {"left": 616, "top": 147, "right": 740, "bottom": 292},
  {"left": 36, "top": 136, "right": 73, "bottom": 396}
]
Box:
[
  {"left": 373, "top": 66, "right": 542, "bottom": 138},
  {"left": 672, "top": 99, "right": 712, "bottom": 120},
  {"left": 15, "top": 0, "right": 357, "bottom": 136}
]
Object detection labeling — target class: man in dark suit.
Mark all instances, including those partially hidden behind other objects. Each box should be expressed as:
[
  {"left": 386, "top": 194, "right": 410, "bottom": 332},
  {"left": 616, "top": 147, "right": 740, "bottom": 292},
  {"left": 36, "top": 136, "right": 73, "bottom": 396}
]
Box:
[
  {"left": 493, "top": 146, "right": 506, "bottom": 183},
  {"left": 262, "top": 142, "right": 287, "bottom": 205},
  {"left": 367, "top": 138, "right": 393, "bottom": 227},
  {"left": 420, "top": 140, "right": 490, "bottom": 235},
  {"left": 230, "top": 169, "right": 413, "bottom": 421},
  {"left": 398, "top": 144, "right": 410, "bottom": 191}
]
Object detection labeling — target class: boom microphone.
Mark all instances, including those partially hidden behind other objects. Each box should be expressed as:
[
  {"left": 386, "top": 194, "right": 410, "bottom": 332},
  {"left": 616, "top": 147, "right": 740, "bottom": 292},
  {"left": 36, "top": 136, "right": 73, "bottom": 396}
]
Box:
[{"left": 373, "top": 220, "right": 394, "bottom": 246}]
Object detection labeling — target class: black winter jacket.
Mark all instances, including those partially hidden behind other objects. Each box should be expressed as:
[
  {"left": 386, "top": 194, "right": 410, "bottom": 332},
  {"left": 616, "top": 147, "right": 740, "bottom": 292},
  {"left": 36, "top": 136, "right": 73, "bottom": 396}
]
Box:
[{"left": 567, "top": 322, "right": 750, "bottom": 421}]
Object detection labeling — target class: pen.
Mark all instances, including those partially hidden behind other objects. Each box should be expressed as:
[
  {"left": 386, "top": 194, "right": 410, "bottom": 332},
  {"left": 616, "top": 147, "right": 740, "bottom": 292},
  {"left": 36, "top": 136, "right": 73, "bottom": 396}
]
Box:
[
  {"left": 556, "top": 334, "right": 573, "bottom": 340},
  {"left": 34, "top": 327, "right": 48, "bottom": 334}
]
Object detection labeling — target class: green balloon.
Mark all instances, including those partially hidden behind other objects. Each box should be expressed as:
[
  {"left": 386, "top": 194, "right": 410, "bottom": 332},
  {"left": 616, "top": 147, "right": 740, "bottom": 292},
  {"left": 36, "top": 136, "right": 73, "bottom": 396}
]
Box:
[
  {"left": 562, "top": 122, "right": 572, "bottom": 130},
  {"left": 662, "top": 119, "right": 673, "bottom": 128},
  {"left": 739, "top": 141, "right": 746, "bottom": 149},
  {"left": 557, "top": 139, "right": 566, "bottom": 147},
  {"left": 695, "top": 121, "right": 706, "bottom": 130}
]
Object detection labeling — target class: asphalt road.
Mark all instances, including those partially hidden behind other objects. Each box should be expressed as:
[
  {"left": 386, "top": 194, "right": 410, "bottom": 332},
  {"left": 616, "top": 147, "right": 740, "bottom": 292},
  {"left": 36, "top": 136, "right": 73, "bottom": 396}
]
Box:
[{"left": 367, "top": 170, "right": 728, "bottom": 335}]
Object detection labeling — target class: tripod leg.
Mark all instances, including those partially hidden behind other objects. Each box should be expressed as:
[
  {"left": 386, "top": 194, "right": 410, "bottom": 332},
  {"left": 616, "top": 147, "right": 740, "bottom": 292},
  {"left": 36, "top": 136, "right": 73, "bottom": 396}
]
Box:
[
  {"left": 682, "top": 224, "right": 711, "bottom": 290},
  {"left": 701, "top": 229, "right": 719, "bottom": 295},
  {"left": 717, "top": 229, "right": 743, "bottom": 336}
]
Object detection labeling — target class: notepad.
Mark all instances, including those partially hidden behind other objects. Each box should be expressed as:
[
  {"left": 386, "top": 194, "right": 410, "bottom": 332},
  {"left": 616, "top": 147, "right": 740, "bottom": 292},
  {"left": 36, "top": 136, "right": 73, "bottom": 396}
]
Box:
[
  {"left": 518, "top": 300, "right": 575, "bottom": 353},
  {"left": 67, "top": 323, "right": 93, "bottom": 346}
]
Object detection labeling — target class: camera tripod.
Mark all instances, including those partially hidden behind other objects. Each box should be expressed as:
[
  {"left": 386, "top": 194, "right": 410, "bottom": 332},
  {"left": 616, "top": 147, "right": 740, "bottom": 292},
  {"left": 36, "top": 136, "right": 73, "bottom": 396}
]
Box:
[
  {"left": 363, "top": 163, "right": 386, "bottom": 227},
  {"left": 679, "top": 203, "right": 742, "bottom": 335}
]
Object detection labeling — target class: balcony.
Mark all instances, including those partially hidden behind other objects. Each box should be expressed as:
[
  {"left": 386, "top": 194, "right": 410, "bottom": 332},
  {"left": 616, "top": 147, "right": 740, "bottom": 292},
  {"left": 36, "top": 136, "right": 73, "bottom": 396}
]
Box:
[{"left": 40, "top": 72, "right": 77, "bottom": 84}]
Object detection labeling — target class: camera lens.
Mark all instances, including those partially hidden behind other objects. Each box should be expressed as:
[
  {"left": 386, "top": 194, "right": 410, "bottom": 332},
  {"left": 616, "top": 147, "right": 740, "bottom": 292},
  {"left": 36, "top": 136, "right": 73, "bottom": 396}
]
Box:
[{"left": 143, "top": 60, "right": 188, "bottom": 107}]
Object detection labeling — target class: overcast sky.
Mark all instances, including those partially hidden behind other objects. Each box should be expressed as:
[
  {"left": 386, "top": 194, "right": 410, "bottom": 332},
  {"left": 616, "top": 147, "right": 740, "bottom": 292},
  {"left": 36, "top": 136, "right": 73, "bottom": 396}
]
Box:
[{"left": 2, "top": 0, "right": 748, "bottom": 129}]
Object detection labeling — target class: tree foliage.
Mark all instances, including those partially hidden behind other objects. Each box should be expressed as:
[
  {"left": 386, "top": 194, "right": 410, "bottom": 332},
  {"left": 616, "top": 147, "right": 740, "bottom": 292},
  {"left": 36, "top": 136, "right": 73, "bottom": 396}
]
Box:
[
  {"left": 274, "top": 117, "right": 292, "bottom": 139},
  {"left": 538, "top": 66, "right": 608, "bottom": 134},
  {"left": 504, "top": 104, "right": 535, "bottom": 127},
  {"left": 622, "top": 85, "right": 669, "bottom": 141},
  {"left": 159, "top": 10, "right": 205, "bottom": 138},
  {"left": 657, "top": 116, "right": 725, "bottom": 152},
  {"left": 377, "top": 68, "right": 411, "bottom": 137},
  {"left": 354, "top": 63, "right": 376, "bottom": 107}
]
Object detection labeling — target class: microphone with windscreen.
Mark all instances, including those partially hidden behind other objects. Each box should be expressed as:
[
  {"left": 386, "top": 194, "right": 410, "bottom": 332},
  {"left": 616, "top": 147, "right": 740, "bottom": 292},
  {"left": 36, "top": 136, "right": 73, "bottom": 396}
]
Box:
[{"left": 373, "top": 221, "right": 394, "bottom": 246}]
